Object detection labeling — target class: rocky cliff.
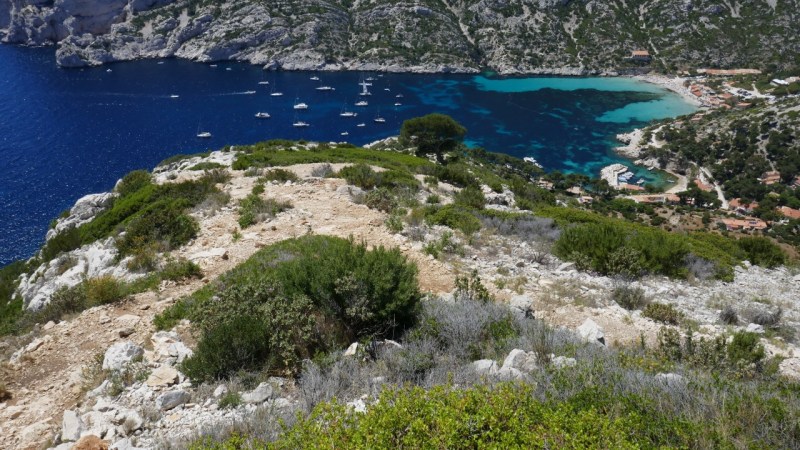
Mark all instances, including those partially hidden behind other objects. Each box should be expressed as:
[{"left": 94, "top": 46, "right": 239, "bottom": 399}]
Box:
[{"left": 1, "top": 0, "right": 798, "bottom": 73}]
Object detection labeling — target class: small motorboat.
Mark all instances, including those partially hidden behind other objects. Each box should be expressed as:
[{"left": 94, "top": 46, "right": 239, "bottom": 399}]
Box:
[
  {"left": 355, "top": 100, "right": 368, "bottom": 107},
  {"left": 255, "top": 112, "right": 271, "bottom": 119}
]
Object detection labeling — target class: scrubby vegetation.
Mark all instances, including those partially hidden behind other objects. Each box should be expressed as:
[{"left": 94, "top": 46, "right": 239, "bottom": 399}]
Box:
[{"left": 156, "top": 235, "right": 421, "bottom": 382}]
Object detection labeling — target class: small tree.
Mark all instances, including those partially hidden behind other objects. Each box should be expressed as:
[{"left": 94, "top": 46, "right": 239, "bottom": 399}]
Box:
[{"left": 400, "top": 114, "right": 466, "bottom": 162}]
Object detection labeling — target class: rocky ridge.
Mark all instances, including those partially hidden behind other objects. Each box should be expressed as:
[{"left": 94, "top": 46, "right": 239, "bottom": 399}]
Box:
[{"left": 1, "top": 0, "right": 798, "bottom": 72}]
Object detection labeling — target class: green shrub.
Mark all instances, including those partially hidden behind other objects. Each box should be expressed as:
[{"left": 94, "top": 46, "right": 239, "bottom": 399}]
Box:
[
  {"left": 260, "top": 168, "right": 299, "bottom": 183},
  {"left": 426, "top": 194, "right": 441, "bottom": 204},
  {"left": 188, "top": 162, "right": 224, "bottom": 171},
  {"left": 364, "top": 187, "right": 397, "bottom": 212},
  {"left": 454, "top": 270, "right": 493, "bottom": 303},
  {"left": 160, "top": 257, "right": 203, "bottom": 281},
  {"left": 453, "top": 185, "right": 486, "bottom": 210},
  {"left": 423, "top": 231, "right": 463, "bottom": 259},
  {"left": 642, "top": 302, "right": 683, "bottom": 325},
  {"left": 424, "top": 205, "right": 481, "bottom": 235},
  {"left": 737, "top": 237, "right": 785, "bottom": 268},
  {"left": 251, "top": 183, "right": 265, "bottom": 195},
  {"left": 116, "top": 199, "right": 199, "bottom": 257},
  {"left": 116, "top": 170, "right": 152, "bottom": 197},
  {"left": 612, "top": 285, "right": 648, "bottom": 310},
  {"left": 267, "top": 384, "right": 701, "bottom": 449},
  {"left": 84, "top": 275, "right": 125, "bottom": 306},
  {"left": 238, "top": 194, "right": 292, "bottom": 228},
  {"left": 163, "top": 236, "right": 421, "bottom": 380},
  {"left": 727, "top": 332, "right": 765, "bottom": 366},
  {"left": 39, "top": 227, "right": 83, "bottom": 262},
  {"left": 218, "top": 392, "right": 242, "bottom": 409}
]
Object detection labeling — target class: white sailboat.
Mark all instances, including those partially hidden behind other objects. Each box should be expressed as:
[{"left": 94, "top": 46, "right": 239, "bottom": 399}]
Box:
[
  {"left": 293, "top": 98, "right": 309, "bottom": 110},
  {"left": 270, "top": 84, "right": 283, "bottom": 96},
  {"left": 316, "top": 85, "right": 335, "bottom": 91},
  {"left": 356, "top": 123, "right": 366, "bottom": 127},
  {"left": 255, "top": 112, "right": 270, "bottom": 119},
  {"left": 340, "top": 103, "right": 357, "bottom": 117},
  {"left": 310, "top": 75, "right": 320, "bottom": 81},
  {"left": 292, "top": 113, "right": 309, "bottom": 127},
  {"left": 358, "top": 78, "right": 372, "bottom": 96},
  {"left": 196, "top": 122, "right": 211, "bottom": 138},
  {"left": 373, "top": 109, "right": 386, "bottom": 123},
  {"left": 355, "top": 100, "right": 368, "bottom": 107}
]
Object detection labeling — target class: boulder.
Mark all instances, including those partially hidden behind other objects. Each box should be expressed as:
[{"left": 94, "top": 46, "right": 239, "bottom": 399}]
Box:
[
  {"left": 103, "top": 341, "right": 144, "bottom": 371},
  {"left": 577, "top": 319, "right": 605, "bottom": 345},
  {"left": 343, "top": 342, "right": 360, "bottom": 357},
  {"left": 655, "top": 373, "right": 686, "bottom": 386},
  {"left": 500, "top": 349, "right": 537, "bottom": 373},
  {"left": 19, "top": 419, "right": 54, "bottom": 449},
  {"left": 145, "top": 366, "right": 180, "bottom": 387},
  {"left": 242, "top": 382, "right": 274, "bottom": 404},
  {"left": 471, "top": 359, "right": 499, "bottom": 376},
  {"left": 110, "top": 438, "right": 148, "bottom": 450},
  {"left": 508, "top": 295, "right": 534, "bottom": 318},
  {"left": 745, "top": 323, "right": 765, "bottom": 334},
  {"left": 551, "top": 356, "right": 577, "bottom": 369},
  {"left": 213, "top": 385, "right": 228, "bottom": 398},
  {"left": 62, "top": 409, "right": 84, "bottom": 442},
  {"left": 80, "top": 411, "right": 117, "bottom": 440},
  {"left": 156, "top": 390, "right": 190, "bottom": 411},
  {"left": 150, "top": 331, "right": 193, "bottom": 365},
  {"left": 496, "top": 367, "right": 526, "bottom": 381}
]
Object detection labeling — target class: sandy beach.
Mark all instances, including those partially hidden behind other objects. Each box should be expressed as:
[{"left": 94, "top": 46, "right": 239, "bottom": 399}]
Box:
[{"left": 632, "top": 73, "right": 706, "bottom": 107}]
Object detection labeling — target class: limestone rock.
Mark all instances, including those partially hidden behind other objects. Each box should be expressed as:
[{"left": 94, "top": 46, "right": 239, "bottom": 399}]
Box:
[
  {"left": 501, "top": 349, "right": 537, "bottom": 373},
  {"left": 110, "top": 438, "right": 148, "bottom": 450},
  {"left": 551, "top": 356, "right": 577, "bottom": 369},
  {"left": 655, "top": 373, "right": 686, "bottom": 386},
  {"left": 745, "top": 323, "right": 765, "bottom": 334},
  {"left": 241, "top": 382, "right": 274, "bottom": 404},
  {"left": 156, "top": 390, "right": 190, "bottom": 410},
  {"left": 471, "top": 359, "right": 499, "bottom": 376},
  {"left": 343, "top": 342, "right": 360, "bottom": 357},
  {"left": 103, "top": 341, "right": 144, "bottom": 371},
  {"left": 150, "top": 331, "right": 193, "bottom": 365},
  {"left": 146, "top": 366, "right": 179, "bottom": 387},
  {"left": 213, "top": 385, "right": 228, "bottom": 398},
  {"left": 508, "top": 295, "right": 534, "bottom": 318},
  {"left": 63, "top": 409, "right": 84, "bottom": 442},
  {"left": 577, "top": 319, "right": 605, "bottom": 345},
  {"left": 19, "top": 419, "right": 54, "bottom": 449},
  {"left": 496, "top": 367, "right": 526, "bottom": 381}
]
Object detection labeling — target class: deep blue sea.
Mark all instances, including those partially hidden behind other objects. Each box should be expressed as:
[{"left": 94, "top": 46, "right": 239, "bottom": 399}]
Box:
[{"left": 0, "top": 45, "right": 696, "bottom": 266}]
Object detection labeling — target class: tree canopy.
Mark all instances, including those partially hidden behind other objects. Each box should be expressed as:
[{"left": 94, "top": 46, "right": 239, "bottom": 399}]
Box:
[{"left": 399, "top": 114, "right": 467, "bottom": 161}]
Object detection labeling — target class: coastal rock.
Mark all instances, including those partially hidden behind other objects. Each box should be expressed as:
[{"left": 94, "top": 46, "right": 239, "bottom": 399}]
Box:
[
  {"left": 150, "top": 331, "right": 193, "bottom": 366},
  {"left": 241, "top": 382, "right": 274, "bottom": 404},
  {"left": 46, "top": 192, "right": 116, "bottom": 241},
  {"left": 471, "top": 359, "right": 499, "bottom": 376},
  {"left": 145, "top": 366, "right": 179, "bottom": 387},
  {"left": 63, "top": 409, "right": 84, "bottom": 442},
  {"left": 501, "top": 349, "right": 538, "bottom": 373}
]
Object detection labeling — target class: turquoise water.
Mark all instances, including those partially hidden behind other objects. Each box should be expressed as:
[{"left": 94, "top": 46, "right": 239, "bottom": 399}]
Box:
[{"left": 0, "top": 45, "right": 695, "bottom": 265}]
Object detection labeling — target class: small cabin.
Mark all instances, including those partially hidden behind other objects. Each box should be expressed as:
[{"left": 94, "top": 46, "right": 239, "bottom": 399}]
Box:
[{"left": 630, "top": 50, "right": 651, "bottom": 62}]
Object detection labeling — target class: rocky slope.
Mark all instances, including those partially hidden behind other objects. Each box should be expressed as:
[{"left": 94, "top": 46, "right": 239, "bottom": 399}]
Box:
[
  {"left": 1, "top": 0, "right": 798, "bottom": 72},
  {"left": 1, "top": 145, "right": 799, "bottom": 448}
]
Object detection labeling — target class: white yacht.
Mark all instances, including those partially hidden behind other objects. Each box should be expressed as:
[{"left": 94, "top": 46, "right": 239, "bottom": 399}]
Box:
[
  {"left": 316, "top": 86, "right": 335, "bottom": 91},
  {"left": 293, "top": 120, "right": 310, "bottom": 127},
  {"left": 196, "top": 131, "right": 212, "bottom": 138},
  {"left": 255, "top": 112, "right": 271, "bottom": 119},
  {"left": 355, "top": 100, "right": 368, "bottom": 107},
  {"left": 310, "top": 76, "right": 320, "bottom": 81},
  {"left": 357, "top": 123, "right": 366, "bottom": 127},
  {"left": 340, "top": 131, "right": 349, "bottom": 136},
  {"left": 170, "top": 95, "right": 180, "bottom": 99},
  {"left": 340, "top": 104, "right": 357, "bottom": 117},
  {"left": 374, "top": 110, "right": 386, "bottom": 123}
]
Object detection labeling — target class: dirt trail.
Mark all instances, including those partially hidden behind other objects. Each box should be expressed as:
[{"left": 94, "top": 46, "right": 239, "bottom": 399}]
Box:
[{"left": 0, "top": 166, "right": 454, "bottom": 449}]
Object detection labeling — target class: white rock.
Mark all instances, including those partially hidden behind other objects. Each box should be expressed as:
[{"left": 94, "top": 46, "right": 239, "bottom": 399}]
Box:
[
  {"left": 745, "top": 323, "right": 765, "bottom": 334},
  {"left": 471, "top": 359, "right": 499, "bottom": 376},
  {"left": 509, "top": 295, "right": 534, "bottom": 317},
  {"left": 501, "top": 349, "right": 537, "bottom": 373},
  {"left": 20, "top": 419, "right": 54, "bottom": 449},
  {"left": 343, "top": 342, "right": 360, "bottom": 357},
  {"left": 347, "top": 399, "right": 367, "bottom": 413},
  {"left": 655, "top": 373, "right": 686, "bottom": 386},
  {"left": 496, "top": 367, "right": 526, "bottom": 380},
  {"left": 213, "top": 385, "right": 228, "bottom": 398},
  {"left": 103, "top": 341, "right": 144, "bottom": 371},
  {"left": 80, "top": 410, "right": 116, "bottom": 440},
  {"left": 241, "top": 382, "right": 274, "bottom": 404},
  {"left": 156, "top": 390, "right": 190, "bottom": 411},
  {"left": 146, "top": 366, "right": 180, "bottom": 387},
  {"left": 62, "top": 410, "right": 83, "bottom": 442},
  {"left": 111, "top": 437, "right": 149, "bottom": 450},
  {"left": 577, "top": 319, "right": 605, "bottom": 345},
  {"left": 551, "top": 356, "right": 577, "bottom": 369},
  {"left": 150, "top": 331, "right": 193, "bottom": 365}
]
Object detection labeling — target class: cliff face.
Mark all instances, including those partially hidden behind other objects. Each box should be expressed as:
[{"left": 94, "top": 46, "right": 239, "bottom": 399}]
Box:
[{"left": 1, "top": 0, "right": 799, "bottom": 72}]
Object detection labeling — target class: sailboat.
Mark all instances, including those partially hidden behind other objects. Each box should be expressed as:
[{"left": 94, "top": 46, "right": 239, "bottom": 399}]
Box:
[
  {"left": 373, "top": 109, "right": 386, "bottom": 123},
  {"left": 292, "top": 113, "right": 309, "bottom": 127},
  {"left": 255, "top": 112, "right": 270, "bottom": 119},
  {"left": 355, "top": 100, "right": 368, "bottom": 107},
  {"left": 356, "top": 123, "right": 366, "bottom": 127},
  {"left": 293, "top": 98, "right": 309, "bottom": 110},
  {"left": 270, "top": 84, "right": 283, "bottom": 96},
  {"left": 358, "top": 77, "right": 372, "bottom": 96},
  {"left": 315, "top": 85, "right": 335, "bottom": 91},
  {"left": 310, "top": 75, "right": 320, "bottom": 81},
  {"left": 196, "top": 122, "right": 211, "bottom": 138},
  {"left": 340, "top": 103, "right": 357, "bottom": 117}
]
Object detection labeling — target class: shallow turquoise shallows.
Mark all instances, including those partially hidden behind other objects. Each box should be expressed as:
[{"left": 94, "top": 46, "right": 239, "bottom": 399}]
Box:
[{"left": 0, "top": 45, "right": 695, "bottom": 264}]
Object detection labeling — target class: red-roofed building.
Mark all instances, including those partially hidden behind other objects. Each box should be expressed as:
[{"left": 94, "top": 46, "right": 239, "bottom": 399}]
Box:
[
  {"left": 760, "top": 171, "right": 781, "bottom": 185},
  {"left": 720, "top": 217, "right": 768, "bottom": 231},
  {"left": 729, "top": 198, "right": 758, "bottom": 214},
  {"left": 630, "top": 50, "right": 651, "bottom": 62},
  {"left": 694, "top": 179, "right": 714, "bottom": 192},
  {"left": 628, "top": 194, "right": 681, "bottom": 204},
  {"left": 619, "top": 183, "right": 645, "bottom": 191},
  {"left": 778, "top": 206, "right": 800, "bottom": 220}
]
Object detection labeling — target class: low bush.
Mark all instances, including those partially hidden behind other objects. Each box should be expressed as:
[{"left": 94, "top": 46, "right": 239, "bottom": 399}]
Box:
[
  {"left": 238, "top": 194, "right": 292, "bottom": 228},
  {"left": 116, "top": 170, "right": 152, "bottom": 197},
  {"left": 719, "top": 306, "right": 739, "bottom": 325},
  {"left": 642, "top": 302, "right": 683, "bottom": 325},
  {"left": 162, "top": 235, "right": 422, "bottom": 381},
  {"left": 116, "top": 199, "right": 199, "bottom": 257},
  {"left": 426, "top": 194, "right": 440, "bottom": 204},
  {"left": 218, "top": 392, "right": 242, "bottom": 409},
  {"left": 364, "top": 187, "right": 397, "bottom": 213},
  {"left": 453, "top": 185, "right": 486, "bottom": 209},
  {"left": 84, "top": 275, "right": 125, "bottom": 306},
  {"left": 424, "top": 205, "right": 482, "bottom": 235},
  {"left": 423, "top": 231, "right": 464, "bottom": 259},
  {"left": 260, "top": 168, "right": 299, "bottom": 183},
  {"left": 612, "top": 284, "right": 648, "bottom": 310},
  {"left": 750, "top": 307, "right": 782, "bottom": 327},
  {"left": 737, "top": 237, "right": 786, "bottom": 268},
  {"left": 453, "top": 270, "right": 493, "bottom": 303},
  {"left": 160, "top": 257, "right": 203, "bottom": 281},
  {"left": 310, "top": 163, "right": 333, "bottom": 178},
  {"left": 188, "top": 162, "right": 224, "bottom": 171},
  {"left": 336, "top": 164, "right": 419, "bottom": 192}
]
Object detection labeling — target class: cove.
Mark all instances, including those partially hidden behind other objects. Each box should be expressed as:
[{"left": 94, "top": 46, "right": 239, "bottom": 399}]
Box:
[{"left": 0, "top": 45, "right": 696, "bottom": 265}]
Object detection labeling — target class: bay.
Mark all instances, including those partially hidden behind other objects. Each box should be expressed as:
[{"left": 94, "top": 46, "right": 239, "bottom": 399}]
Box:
[{"left": 0, "top": 45, "right": 695, "bottom": 265}]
